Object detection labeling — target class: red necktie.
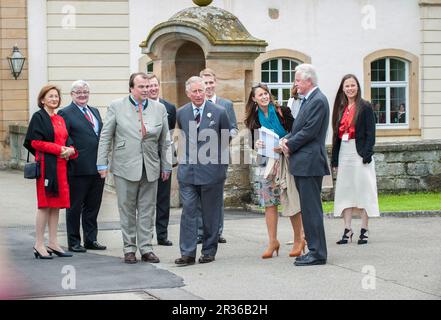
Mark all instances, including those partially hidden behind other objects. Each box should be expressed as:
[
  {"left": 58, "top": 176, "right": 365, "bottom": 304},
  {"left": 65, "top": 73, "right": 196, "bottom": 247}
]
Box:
[
  {"left": 82, "top": 107, "right": 94, "bottom": 128},
  {"left": 138, "top": 103, "right": 147, "bottom": 138}
]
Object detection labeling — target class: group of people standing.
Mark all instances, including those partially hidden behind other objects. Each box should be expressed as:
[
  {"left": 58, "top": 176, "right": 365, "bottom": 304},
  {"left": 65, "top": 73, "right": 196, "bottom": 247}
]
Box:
[{"left": 24, "top": 63, "right": 379, "bottom": 267}]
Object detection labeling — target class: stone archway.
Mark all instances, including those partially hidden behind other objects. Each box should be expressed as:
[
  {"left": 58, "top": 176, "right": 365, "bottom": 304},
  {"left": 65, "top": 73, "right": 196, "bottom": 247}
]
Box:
[
  {"left": 140, "top": 5, "right": 267, "bottom": 207},
  {"left": 175, "top": 42, "right": 206, "bottom": 107}
]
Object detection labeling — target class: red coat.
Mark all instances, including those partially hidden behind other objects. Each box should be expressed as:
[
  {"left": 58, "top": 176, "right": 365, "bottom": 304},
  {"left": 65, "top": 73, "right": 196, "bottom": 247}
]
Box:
[{"left": 31, "top": 114, "right": 78, "bottom": 208}]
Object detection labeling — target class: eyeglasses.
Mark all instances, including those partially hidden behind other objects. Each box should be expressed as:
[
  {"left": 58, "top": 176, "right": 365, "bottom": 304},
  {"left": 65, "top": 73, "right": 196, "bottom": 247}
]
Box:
[{"left": 72, "top": 91, "right": 89, "bottom": 95}]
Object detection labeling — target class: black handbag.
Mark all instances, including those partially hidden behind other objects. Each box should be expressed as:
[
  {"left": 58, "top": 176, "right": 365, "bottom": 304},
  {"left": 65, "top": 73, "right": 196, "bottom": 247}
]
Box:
[{"left": 24, "top": 151, "right": 40, "bottom": 179}]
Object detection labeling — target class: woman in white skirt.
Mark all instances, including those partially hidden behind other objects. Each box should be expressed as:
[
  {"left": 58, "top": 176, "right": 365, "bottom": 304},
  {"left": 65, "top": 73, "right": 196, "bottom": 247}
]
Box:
[{"left": 331, "top": 74, "right": 380, "bottom": 245}]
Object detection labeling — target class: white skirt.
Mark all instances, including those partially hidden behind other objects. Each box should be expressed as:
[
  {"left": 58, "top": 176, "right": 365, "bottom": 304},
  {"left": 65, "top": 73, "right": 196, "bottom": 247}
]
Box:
[{"left": 334, "top": 139, "right": 380, "bottom": 217}]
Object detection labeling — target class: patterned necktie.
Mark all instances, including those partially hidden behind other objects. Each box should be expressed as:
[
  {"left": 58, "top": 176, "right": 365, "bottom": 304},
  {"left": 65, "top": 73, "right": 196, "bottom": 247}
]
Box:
[
  {"left": 194, "top": 108, "right": 201, "bottom": 128},
  {"left": 138, "top": 102, "right": 147, "bottom": 138},
  {"left": 82, "top": 107, "right": 94, "bottom": 128}
]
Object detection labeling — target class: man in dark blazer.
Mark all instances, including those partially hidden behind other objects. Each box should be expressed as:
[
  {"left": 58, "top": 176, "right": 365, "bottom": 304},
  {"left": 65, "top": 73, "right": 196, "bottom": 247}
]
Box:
[
  {"left": 197, "top": 68, "right": 238, "bottom": 244},
  {"left": 58, "top": 80, "right": 106, "bottom": 252},
  {"left": 280, "top": 64, "right": 330, "bottom": 266},
  {"left": 146, "top": 74, "right": 177, "bottom": 246},
  {"left": 174, "top": 76, "right": 231, "bottom": 266}
]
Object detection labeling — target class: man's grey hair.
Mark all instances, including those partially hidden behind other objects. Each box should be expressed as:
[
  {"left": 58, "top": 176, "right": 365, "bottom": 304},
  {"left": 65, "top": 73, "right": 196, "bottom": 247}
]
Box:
[
  {"left": 295, "top": 64, "right": 318, "bottom": 86},
  {"left": 71, "top": 80, "right": 90, "bottom": 92},
  {"left": 185, "top": 76, "right": 205, "bottom": 92}
]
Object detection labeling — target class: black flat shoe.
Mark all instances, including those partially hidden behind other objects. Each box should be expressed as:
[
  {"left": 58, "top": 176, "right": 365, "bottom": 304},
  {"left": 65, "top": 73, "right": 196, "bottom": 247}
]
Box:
[
  {"left": 294, "top": 255, "right": 326, "bottom": 266},
  {"left": 175, "top": 256, "right": 195, "bottom": 266},
  {"left": 218, "top": 236, "right": 227, "bottom": 244},
  {"left": 33, "top": 247, "right": 53, "bottom": 259},
  {"left": 157, "top": 239, "right": 173, "bottom": 246},
  {"left": 68, "top": 244, "right": 87, "bottom": 252},
  {"left": 47, "top": 247, "right": 73, "bottom": 257},
  {"left": 84, "top": 241, "right": 107, "bottom": 250},
  {"left": 198, "top": 255, "right": 215, "bottom": 264}
]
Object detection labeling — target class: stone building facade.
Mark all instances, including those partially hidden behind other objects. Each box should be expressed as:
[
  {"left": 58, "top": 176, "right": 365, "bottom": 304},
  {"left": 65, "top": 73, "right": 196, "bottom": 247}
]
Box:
[{"left": 1, "top": 0, "right": 441, "bottom": 205}]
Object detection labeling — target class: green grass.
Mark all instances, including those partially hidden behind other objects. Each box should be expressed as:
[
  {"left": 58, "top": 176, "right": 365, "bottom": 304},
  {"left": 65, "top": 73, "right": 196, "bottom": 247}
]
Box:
[{"left": 322, "top": 192, "right": 441, "bottom": 214}]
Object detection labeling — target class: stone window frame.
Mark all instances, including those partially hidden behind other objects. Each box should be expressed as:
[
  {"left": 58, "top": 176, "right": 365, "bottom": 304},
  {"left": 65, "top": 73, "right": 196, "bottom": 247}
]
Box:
[
  {"left": 364, "top": 49, "right": 420, "bottom": 137},
  {"left": 254, "top": 49, "right": 311, "bottom": 106}
]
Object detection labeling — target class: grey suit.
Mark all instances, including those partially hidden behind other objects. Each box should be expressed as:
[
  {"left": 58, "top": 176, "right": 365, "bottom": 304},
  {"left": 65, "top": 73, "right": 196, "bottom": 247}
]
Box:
[
  {"left": 197, "top": 96, "right": 237, "bottom": 240},
  {"left": 214, "top": 97, "right": 238, "bottom": 136},
  {"left": 97, "top": 96, "right": 171, "bottom": 255},
  {"left": 176, "top": 101, "right": 231, "bottom": 258},
  {"left": 286, "top": 88, "right": 330, "bottom": 261}
]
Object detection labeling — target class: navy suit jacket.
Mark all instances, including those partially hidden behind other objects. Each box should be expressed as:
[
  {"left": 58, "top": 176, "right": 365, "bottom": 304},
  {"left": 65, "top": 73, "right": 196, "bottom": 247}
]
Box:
[
  {"left": 58, "top": 102, "right": 103, "bottom": 176},
  {"left": 159, "top": 98, "right": 176, "bottom": 131},
  {"left": 286, "top": 88, "right": 330, "bottom": 177},
  {"left": 176, "top": 101, "right": 231, "bottom": 185}
]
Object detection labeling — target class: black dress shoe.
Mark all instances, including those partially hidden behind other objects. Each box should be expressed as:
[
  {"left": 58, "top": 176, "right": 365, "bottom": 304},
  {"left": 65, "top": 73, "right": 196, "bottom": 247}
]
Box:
[
  {"left": 218, "top": 236, "right": 227, "bottom": 244},
  {"left": 68, "top": 244, "right": 87, "bottom": 253},
  {"left": 294, "top": 255, "right": 326, "bottom": 266},
  {"left": 175, "top": 256, "right": 195, "bottom": 266},
  {"left": 198, "top": 255, "right": 215, "bottom": 264},
  {"left": 84, "top": 241, "right": 107, "bottom": 250},
  {"left": 157, "top": 239, "right": 173, "bottom": 246},
  {"left": 141, "top": 252, "right": 160, "bottom": 263}
]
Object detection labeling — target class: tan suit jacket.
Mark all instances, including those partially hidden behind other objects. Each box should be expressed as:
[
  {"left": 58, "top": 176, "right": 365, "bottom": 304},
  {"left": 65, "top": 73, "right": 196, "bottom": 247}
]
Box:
[{"left": 97, "top": 96, "right": 172, "bottom": 182}]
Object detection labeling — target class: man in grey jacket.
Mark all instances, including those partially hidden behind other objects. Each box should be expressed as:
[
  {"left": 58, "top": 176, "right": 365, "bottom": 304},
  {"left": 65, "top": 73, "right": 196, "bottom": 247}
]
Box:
[
  {"left": 174, "top": 76, "right": 231, "bottom": 266},
  {"left": 197, "top": 68, "right": 238, "bottom": 244},
  {"left": 97, "top": 72, "right": 172, "bottom": 264}
]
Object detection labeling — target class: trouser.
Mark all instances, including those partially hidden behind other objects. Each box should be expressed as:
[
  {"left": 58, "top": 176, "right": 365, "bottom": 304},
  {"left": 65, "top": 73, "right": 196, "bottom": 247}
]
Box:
[
  {"left": 66, "top": 174, "right": 104, "bottom": 247},
  {"left": 114, "top": 171, "right": 157, "bottom": 255},
  {"left": 179, "top": 181, "right": 224, "bottom": 257}
]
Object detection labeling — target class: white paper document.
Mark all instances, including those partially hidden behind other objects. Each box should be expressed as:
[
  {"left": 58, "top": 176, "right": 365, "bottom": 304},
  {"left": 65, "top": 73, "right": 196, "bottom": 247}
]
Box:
[{"left": 257, "top": 127, "right": 280, "bottom": 159}]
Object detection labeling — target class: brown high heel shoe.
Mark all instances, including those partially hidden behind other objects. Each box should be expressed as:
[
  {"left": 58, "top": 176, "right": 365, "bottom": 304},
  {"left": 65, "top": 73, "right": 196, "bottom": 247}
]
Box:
[
  {"left": 262, "top": 240, "right": 280, "bottom": 259},
  {"left": 289, "top": 239, "right": 306, "bottom": 257}
]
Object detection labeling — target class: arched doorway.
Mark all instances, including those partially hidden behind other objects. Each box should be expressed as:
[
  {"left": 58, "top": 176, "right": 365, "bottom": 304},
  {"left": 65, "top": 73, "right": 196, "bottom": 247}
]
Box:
[{"left": 175, "top": 42, "right": 205, "bottom": 107}]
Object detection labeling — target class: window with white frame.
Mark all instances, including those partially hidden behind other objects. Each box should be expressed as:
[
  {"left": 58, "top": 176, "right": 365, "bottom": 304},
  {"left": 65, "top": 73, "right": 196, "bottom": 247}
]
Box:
[
  {"left": 261, "top": 58, "right": 300, "bottom": 106},
  {"left": 370, "top": 57, "right": 409, "bottom": 127}
]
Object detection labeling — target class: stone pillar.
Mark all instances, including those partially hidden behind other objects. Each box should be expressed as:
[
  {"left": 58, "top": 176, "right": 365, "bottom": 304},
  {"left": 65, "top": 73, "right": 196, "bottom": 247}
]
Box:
[
  {"left": 420, "top": 0, "right": 441, "bottom": 140},
  {"left": 0, "top": 0, "right": 29, "bottom": 167}
]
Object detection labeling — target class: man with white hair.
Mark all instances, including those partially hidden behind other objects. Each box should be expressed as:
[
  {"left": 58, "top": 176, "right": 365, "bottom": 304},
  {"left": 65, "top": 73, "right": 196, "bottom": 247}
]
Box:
[
  {"left": 58, "top": 80, "right": 106, "bottom": 252},
  {"left": 280, "top": 64, "right": 330, "bottom": 266},
  {"left": 174, "top": 76, "right": 231, "bottom": 266}
]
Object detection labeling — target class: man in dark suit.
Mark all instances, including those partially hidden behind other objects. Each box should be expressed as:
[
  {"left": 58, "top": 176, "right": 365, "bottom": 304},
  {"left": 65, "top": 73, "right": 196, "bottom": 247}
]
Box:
[
  {"left": 174, "top": 76, "right": 231, "bottom": 266},
  {"left": 58, "top": 80, "right": 106, "bottom": 252},
  {"left": 280, "top": 64, "right": 330, "bottom": 266},
  {"left": 197, "top": 68, "right": 238, "bottom": 244},
  {"left": 146, "top": 74, "right": 177, "bottom": 246}
]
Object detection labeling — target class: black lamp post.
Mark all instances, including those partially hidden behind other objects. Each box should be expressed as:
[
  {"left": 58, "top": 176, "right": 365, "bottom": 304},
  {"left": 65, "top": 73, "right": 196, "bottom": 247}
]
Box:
[{"left": 7, "top": 45, "right": 26, "bottom": 80}]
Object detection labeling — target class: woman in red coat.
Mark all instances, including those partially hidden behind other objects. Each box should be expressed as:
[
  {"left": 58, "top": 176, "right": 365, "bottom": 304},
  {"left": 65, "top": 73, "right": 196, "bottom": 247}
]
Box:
[{"left": 24, "top": 85, "right": 78, "bottom": 259}]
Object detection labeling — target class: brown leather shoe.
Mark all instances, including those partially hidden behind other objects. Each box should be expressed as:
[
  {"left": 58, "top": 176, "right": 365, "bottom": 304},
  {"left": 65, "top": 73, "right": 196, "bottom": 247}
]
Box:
[
  {"left": 174, "top": 255, "right": 195, "bottom": 266},
  {"left": 198, "top": 255, "right": 215, "bottom": 264},
  {"left": 141, "top": 252, "right": 160, "bottom": 263},
  {"left": 124, "top": 252, "right": 137, "bottom": 264}
]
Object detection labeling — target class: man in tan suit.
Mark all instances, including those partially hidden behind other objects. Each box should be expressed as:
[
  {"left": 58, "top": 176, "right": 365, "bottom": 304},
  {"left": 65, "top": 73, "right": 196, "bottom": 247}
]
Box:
[{"left": 97, "top": 72, "right": 172, "bottom": 264}]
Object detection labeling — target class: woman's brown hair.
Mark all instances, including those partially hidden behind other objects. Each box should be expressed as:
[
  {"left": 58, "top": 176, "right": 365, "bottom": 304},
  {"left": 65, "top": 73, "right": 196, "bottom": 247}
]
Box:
[
  {"left": 37, "top": 85, "right": 61, "bottom": 109},
  {"left": 331, "top": 74, "right": 362, "bottom": 140},
  {"left": 244, "top": 83, "right": 280, "bottom": 130}
]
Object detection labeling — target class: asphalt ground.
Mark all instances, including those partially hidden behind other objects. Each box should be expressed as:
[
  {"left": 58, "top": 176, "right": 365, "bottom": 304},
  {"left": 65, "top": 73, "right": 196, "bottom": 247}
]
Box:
[{"left": 0, "top": 170, "right": 440, "bottom": 300}]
